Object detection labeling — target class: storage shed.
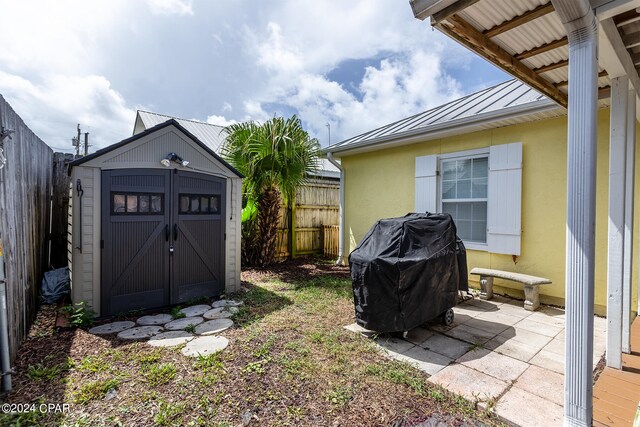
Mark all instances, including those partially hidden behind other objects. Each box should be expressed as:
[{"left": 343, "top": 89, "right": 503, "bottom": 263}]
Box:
[{"left": 68, "top": 119, "right": 242, "bottom": 317}]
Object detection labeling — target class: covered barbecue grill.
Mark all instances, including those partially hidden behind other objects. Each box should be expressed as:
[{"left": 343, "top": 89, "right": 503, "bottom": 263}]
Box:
[{"left": 349, "top": 213, "right": 468, "bottom": 333}]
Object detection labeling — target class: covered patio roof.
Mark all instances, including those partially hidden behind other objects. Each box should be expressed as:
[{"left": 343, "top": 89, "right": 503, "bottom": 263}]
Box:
[{"left": 410, "top": 0, "right": 640, "bottom": 110}]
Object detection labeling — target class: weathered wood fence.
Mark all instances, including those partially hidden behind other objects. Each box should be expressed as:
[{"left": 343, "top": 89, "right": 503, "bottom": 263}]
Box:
[
  {"left": 275, "top": 180, "right": 340, "bottom": 259},
  {"left": 50, "top": 153, "right": 74, "bottom": 268},
  {"left": 0, "top": 95, "right": 53, "bottom": 361}
]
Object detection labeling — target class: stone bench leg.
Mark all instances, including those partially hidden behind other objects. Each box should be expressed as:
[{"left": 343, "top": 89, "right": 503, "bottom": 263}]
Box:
[
  {"left": 523, "top": 285, "right": 540, "bottom": 311},
  {"left": 479, "top": 276, "right": 494, "bottom": 300}
]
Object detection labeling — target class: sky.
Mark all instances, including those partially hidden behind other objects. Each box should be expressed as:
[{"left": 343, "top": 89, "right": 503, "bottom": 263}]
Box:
[{"left": 0, "top": 0, "right": 507, "bottom": 152}]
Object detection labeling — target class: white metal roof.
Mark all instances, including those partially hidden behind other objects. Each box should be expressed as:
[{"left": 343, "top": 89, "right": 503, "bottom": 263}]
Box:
[
  {"left": 326, "top": 79, "right": 570, "bottom": 156},
  {"left": 134, "top": 110, "right": 340, "bottom": 179},
  {"left": 136, "top": 110, "right": 227, "bottom": 153}
]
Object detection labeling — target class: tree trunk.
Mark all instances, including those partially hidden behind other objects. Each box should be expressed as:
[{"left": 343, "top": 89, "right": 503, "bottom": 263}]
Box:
[{"left": 257, "top": 186, "right": 281, "bottom": 266}]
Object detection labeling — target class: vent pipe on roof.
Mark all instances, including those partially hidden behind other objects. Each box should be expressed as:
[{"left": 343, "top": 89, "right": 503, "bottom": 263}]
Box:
[{"left": 550, "top": 1, "right": 598, "bottom": 426}]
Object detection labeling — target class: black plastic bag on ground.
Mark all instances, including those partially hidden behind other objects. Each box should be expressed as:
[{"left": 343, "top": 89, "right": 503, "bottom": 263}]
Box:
[
  {"left": 41, "top": 267, "right": 70, "bottom": 304},
  {"left": 349, "top": 213, "right": 468, "bottom": 333}
]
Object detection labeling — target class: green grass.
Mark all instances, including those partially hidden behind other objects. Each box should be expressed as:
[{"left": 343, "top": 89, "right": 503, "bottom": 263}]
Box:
[
  {"left": 26, "top": 362, "right": 65, "bottom": 381},
  {"left": 142, "top": 363, "right": 177, "bottom": 386},
  {"left": 184, "top": 323, "right": 197, "bottom": 334},
  {"left": 155, "top": 401, "right": 186, "bottom": 426},
  {"left": 170, "top": 306, "right": 186, "bottom": 319},
  {"left": 77, "top": 355, "right": 110, "bottom": 373},
  {"left": 74, "top": 378, "right": 121, "bottom": 404}
]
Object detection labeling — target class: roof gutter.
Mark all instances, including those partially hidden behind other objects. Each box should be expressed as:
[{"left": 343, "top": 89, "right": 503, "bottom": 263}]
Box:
[
  {"left": 326, "top": 152, "right": 346, "bottom": 266},
  {"left": 326, "top": 98, "right": 561, "bottom": 158}
]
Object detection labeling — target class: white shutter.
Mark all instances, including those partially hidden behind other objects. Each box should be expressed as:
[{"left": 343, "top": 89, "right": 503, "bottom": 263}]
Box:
[
  {"left": 487, "top": 142, "right": 522, "bottom": 255},
  {"left": 415, "top": 155, "right": 438, "bottom": 213}
]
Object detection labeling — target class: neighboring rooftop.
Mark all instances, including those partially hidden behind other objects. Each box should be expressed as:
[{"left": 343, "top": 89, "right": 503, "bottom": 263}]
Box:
[
  {"left": 134, "top": 110, "right": 227, "bottom": 153},
  {"left": 327, "top": 79, "right": 569, "bottom": 156},
  {"left": 133, "top": 110, "right": 340, "bottom": 179}
]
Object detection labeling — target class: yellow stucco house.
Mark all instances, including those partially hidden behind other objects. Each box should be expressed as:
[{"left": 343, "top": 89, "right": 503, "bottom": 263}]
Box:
[{"left": 325, "top": 78, "right": 639, "bottom": 316}]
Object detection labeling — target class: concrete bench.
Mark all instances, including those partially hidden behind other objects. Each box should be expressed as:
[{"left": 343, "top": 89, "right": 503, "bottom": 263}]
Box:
[{"left": 469, "top": 268, "right": 552, "bottom": 311}]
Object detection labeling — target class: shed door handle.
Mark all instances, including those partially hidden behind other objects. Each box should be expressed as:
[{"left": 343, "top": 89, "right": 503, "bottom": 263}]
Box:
[
  {"left": 173, "top": 224, "right": 179, "bottom": 240},
  {"left": 165, "top": 224, "right": 170, "bottom": 241}
]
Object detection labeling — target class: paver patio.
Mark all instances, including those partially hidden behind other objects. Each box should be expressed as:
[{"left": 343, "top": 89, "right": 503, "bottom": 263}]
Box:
[{"left": 346, "top": 294, "right": 607, "bottom": 427}]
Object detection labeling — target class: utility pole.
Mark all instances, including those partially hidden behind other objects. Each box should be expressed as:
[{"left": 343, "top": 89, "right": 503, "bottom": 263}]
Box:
[
  {"left": 83, "top": 132, "right": 89, "bottom": 156},
  {"left": 326, "top": 122, "right": 331, "bottom": 145},
  {"left": 71, "top": 124, "right": 90, "bottom": 156}
]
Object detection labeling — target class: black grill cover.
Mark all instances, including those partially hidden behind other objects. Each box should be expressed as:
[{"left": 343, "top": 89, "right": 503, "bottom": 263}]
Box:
[{"left": 349, "top": 213, "right": 468, "bottom": 333}]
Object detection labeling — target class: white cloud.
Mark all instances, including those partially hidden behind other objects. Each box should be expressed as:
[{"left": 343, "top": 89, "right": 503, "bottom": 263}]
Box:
[
  {"left": 0, "top": 72, "right": 136, "bottom": 151},
  {"left": 146, "top": 0, "right": 193, "bottom": 15},
  {"left": 206, "top": 115, "right": 237, "bottom": 127}
]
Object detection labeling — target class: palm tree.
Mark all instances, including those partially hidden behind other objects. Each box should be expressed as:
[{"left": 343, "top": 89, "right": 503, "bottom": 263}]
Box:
[{"left": 222, "top": 115, "right": 320, "bottom": 266}]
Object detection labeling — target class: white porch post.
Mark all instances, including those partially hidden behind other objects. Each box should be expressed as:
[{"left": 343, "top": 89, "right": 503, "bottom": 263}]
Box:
[
  {"left": 623, "top": 88, "right": 636, "bottom": 354},
  {"left": 607, "top": 76, "right": 629, "bottom": 369},
  {"left": 554, "top": 1, "right": 599, "bottom": 423}
]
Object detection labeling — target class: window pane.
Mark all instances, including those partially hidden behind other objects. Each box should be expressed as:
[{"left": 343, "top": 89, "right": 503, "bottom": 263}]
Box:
[
  {"left": 442, "top": 181, "right": 455, "bottom": 199},
  {"left": 442, "top": 202, "right": 456, "bottom": 217},
  {"left": 472, "top": 201, "right": 487, "bottom": 221},
  {"left": 471, "top": 220, "right": 487, "bottom": 242},
  {"left": 191, "top": 196, "right": 200, "bottom": 213},
  {"left": 210, "top": 196, "right": 219, "bottom": 213},
  {"left": 139, "top": 195, "right": 149, "bottom": 213},
  {"left": 113, "top": 194, "right": 125, "bottom": 213},
  {"left": 457, "top": 179, "right": 471, "bottom": 198},
  {"left": 442, "top": 161, "right": 456, "bottom": 180},
  {"left": 456, "top": 219, "right": 472, "bottom": 241},
  {"left": 472, "top": 178, "right": 487, "bottom": 198},
  {"left": 180, "top": 196, "right": 189, "bottom": 213},
  {"left": 126, "top": 195, "right": 138, "bottom": 213},
  {"left": 457, "top": 203, "right": 471, "bottom": 220},
  {"left": 457, "top": 159, "right": 472, "bottom": 179},
  {"left": 151, "top": 195, "right": 162, "bottom": 213},
  {"left": 200, "top": 197, "right": 209, "bottom": 212},
  {"left": 472, "top": 157, "right": 488, "bottom": 178}
]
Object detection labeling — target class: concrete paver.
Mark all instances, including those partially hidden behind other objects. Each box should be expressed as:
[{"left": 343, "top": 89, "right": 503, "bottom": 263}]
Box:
[
  {"left": 514, "top": 365, "right": 564, "bottom": 406},
  {"left": 405, "top": 326, "right": 435, "bottom": 346},
  {"left": 421, "top": 334, "right": 473, "bottom": 360},
  {"left": 530, "top": 348, "right": 565, "bottom": 374},
  {"left": 397, "top": 346, "right": 452, "bottom": 376},
  {"left": 444, "top": 324, "right": 497, "bottom": 345},
  {"left": 483, "top": 334, "right": 546, "bottom": 362},
  {"left": 495, "top": 386, "right": 563, "bottom": 426},
  {"left": 428, "top": 363, "right": 508, "bottom": 402},
  {"left": 457, "top": 347, "right": 529, "bottom": 382},
  {"left": 515, "top": 317, "right": 563, "bottom": 337}
]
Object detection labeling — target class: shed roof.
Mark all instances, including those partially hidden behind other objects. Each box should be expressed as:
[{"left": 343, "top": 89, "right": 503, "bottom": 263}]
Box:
[
  {"left": 134, "top": 110, "right": 341, "bottom": 179},
  {"left": 326, "top": 79, "right": 569, "bottom": 156},
  {"left": 70, "top": 119, "right": 243, "bottom": 178}
]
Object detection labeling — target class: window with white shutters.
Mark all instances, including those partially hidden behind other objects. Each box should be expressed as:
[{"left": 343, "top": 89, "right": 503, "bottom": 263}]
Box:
[{"left": 414, "top": 142, "right": 522, "bottom": 255}]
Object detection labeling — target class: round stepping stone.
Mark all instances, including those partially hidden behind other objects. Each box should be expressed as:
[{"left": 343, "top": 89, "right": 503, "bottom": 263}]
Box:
[
  {"left": 178, "top": 304, "right": 211, "bottom": 317},
  {"left": 89, "top": 321, "right": 135, "bottom": 335},
  {"left": 181, "top": 335, "right": 229, "bottom": 357},
  {"left": 164, "top": 316, "right": 204, "bottom": 331},
  {"left": 194, "top": 318, "right": 234, "bottom": 335},
  {"left": 211, "top": 299, "right": 243, "bottom": 308},
  {"left": 117, "top": 326, "right": 163, "bottom": 340},
  {"left": 147, "top": 331, "right": 194, "bottom": 347},
  {"left": 137, "top": 313, "right": 173, "bottom": 326},
  {"left": 203, "top": 307, "right": 234, "bottom": 320}
]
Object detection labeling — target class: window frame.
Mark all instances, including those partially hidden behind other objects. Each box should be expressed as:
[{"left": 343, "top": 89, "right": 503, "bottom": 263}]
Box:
[
  {"left": 437, "top": 148, "right": 489, "bottom": 251},
  {"left": 111, "top": 192, "right": 164, "bottom": 216}
]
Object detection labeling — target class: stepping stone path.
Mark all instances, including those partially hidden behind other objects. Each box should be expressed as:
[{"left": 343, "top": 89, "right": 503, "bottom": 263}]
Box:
[
  {"left": 195, "top": 318, "right": 234, "bottom": 335},
  {"left": 88, "top": 301, "right": 242, "bottom": 356},
  {"left": 203, "top": 307, "right": 237, "bottom": 320},
  {"left": 211, "top": 299, "right": 243, "bottom": 308},
  {"left": 117, "top": 326, "right": 163, "bottom": 340},
  {"left": 178, "top": 304, "right": 211, "bottom": 317},
  {"left": 89, "top": 321, "right": 135, "bottom": 335},
  {"left": 181, "top": 336, "right": 229, "bottom": 357},
  {"left": 137, "top": 314, "right": 173, "bottom": 326},
  {"left": 148, "top": 331, "right": 194, "bottom": 347},
  {"left": 164, "top": 316, "right": 204, "bottom": 331}
]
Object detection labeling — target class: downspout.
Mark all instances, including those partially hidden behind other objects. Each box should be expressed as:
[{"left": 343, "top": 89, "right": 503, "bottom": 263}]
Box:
[
  {"left": 0, "top": 237, "right": 11, "bottom": 392},
  {"left": 550, "top": 1, "right": 598, "bottom": 426},
  {"left": 326, "top": 152, "right": 346, "bottom": 265}
]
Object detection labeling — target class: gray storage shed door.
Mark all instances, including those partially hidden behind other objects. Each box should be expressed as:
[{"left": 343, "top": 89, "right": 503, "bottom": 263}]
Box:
[{"left": 101, "top": 169, "right": 225, "bottom": 316}]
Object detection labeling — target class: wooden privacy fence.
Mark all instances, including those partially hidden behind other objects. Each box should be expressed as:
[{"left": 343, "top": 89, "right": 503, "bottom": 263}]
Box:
[
  {"left": 0, "top": 95, "right": 53, "bottom": 362},
  {"left": 323, "top": 225, "right": 339, "bottom": 258},
  {"left": 275, "top": 180, "right": 340, "bottom": 259}
]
